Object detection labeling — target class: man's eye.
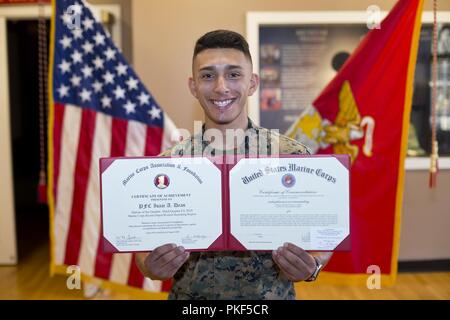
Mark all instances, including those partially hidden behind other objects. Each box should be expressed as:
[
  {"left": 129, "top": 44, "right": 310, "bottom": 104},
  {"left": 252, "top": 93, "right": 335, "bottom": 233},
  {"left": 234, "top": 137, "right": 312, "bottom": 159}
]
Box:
[
  {"left": 200, "top": 73, "right": 214, "bottom": 80},
  {"left": 229, "top": 72, "right": 241, "bottom": 78}
]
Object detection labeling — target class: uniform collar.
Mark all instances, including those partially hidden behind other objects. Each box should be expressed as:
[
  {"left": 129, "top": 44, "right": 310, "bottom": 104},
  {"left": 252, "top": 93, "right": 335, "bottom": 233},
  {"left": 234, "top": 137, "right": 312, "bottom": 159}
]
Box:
[{"left": 201, "top": 117, "right": 256, "bottom": 136}]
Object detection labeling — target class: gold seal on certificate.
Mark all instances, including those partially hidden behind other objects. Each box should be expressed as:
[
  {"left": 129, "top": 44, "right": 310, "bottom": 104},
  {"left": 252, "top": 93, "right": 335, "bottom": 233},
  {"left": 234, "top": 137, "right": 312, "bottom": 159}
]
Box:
[{"left": 100, "top": 155, "right": 350, "bottom": 252}]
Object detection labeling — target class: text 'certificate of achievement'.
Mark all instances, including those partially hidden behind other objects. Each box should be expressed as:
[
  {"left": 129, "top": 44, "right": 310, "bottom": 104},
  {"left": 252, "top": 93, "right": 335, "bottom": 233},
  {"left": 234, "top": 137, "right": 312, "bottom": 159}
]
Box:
[
  {"left": 100, "top": 157, "right": 222, "bottom": 252},
  {"left": 229, "top": 156, "right": 350, "bottom": 251},
  {"left": 100, "top": 154, "right": 350, "bottom": 252}
]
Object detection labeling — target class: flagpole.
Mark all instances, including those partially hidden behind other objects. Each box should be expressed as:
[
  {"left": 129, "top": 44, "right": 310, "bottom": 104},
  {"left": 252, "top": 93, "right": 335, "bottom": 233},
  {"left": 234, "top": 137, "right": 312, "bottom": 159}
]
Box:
[{"left": 47, "top": 0, "right": 56, "bottom": 277}]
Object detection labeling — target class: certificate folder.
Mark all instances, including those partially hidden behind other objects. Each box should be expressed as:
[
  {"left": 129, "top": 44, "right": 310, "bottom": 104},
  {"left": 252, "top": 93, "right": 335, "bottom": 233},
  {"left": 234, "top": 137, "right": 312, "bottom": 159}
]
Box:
[{"left": 100, "top": 154, "right": 351, "bottom": 253}]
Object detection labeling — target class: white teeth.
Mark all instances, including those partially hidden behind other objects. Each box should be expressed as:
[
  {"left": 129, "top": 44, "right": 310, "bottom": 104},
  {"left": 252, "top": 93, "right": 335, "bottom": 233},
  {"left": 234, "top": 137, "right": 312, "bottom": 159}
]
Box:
[{"left": 213, "top": 99, "right": 233, "bottom": 107}]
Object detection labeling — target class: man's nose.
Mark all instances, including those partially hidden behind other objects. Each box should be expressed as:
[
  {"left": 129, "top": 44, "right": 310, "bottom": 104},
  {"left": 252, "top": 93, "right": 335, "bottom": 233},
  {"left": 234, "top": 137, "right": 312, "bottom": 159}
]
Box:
[{"left": 213, "top": 76, "right": 230, "bottom": 94}]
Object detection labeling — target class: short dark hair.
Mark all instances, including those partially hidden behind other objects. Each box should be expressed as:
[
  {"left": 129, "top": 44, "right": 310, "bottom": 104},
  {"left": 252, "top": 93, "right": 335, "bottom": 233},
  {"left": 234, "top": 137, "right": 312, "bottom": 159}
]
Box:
[{"left": 193, "top": 29, "right": 252, "bottom": 63}]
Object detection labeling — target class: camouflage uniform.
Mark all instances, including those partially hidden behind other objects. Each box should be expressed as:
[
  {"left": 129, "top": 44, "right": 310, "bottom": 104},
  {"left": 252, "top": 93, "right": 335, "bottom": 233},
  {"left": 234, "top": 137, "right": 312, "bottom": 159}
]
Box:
[{"left": 160, "top": 118, "right": 310, "bottom": 300}]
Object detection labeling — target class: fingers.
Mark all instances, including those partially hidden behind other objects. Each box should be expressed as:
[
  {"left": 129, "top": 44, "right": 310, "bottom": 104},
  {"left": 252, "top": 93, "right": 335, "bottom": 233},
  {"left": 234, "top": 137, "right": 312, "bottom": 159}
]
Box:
[
  {"left": 272, "top": 243, "right": 316, "bottom": 282},
  {"left": 162, "top": 252, "right": 190, "bottom": 279},
  {"left": 272, "top": 251, "right": 299, "bottom": 281},
  {"left": 284, "top": 243, "right": 316, "bottom": 266},
  {"left": 147, "top": 243, "right": 177, "bottom": 265},
  {"left": 156, "top": 245, "right": 187, "bottom": 269},
  {"left": 144, "top": 243, "right": 190, "bottom": 280},
  {"left": 277, "top": 245, "right": 309, "bottom": 271}
]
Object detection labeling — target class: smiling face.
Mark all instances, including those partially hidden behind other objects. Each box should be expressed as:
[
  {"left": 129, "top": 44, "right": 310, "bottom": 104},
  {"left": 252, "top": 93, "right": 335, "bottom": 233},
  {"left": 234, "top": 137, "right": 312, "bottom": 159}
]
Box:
[{"left": 189, "top": 48, "right": 259, "bottom": 130}]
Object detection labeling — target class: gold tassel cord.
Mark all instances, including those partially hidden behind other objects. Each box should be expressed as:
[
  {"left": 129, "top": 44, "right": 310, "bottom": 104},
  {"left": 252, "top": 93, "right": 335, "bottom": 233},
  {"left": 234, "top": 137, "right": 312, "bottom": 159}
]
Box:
[
  {"left": 38, "top": 1, "right": 48, "bottom": 203},
  {"left": 429, "top": 0, "right": 439, "bottom": 188}
]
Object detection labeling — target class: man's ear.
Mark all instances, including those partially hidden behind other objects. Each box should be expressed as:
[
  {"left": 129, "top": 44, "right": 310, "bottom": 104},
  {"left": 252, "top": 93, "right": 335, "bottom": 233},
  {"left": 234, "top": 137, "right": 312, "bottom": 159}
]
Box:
[
  {"left": 248, "top": 73, "right": 259, "bottom": 96},
  {"left": 188, "top": 77, "right": 198, "bottom": 98}
]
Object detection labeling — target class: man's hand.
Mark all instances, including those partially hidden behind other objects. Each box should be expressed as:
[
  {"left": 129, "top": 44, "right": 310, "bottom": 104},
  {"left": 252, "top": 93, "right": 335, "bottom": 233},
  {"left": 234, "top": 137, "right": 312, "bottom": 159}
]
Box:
[
  {"left": 135, "top": 243, "right": 190, "bottom": 281},
  {"left": 272, "top": 242, "right": 332, "bottom": 282}
]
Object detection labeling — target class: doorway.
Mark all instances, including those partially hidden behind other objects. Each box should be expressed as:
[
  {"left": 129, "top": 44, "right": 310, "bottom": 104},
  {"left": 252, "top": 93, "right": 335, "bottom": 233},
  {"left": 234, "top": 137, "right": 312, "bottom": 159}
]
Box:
[{"left": 7, "top": 18, "right": 50, "bottom": 263}]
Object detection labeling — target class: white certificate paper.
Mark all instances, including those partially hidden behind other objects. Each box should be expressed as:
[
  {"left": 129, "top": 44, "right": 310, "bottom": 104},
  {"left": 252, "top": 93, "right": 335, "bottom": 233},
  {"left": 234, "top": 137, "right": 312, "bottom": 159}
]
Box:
[
  {"left": 229, "top": 157, "right": 350, "bottom": 251},
  {"left": 101, "top": 157, "right": 222, "bottom": 252}
]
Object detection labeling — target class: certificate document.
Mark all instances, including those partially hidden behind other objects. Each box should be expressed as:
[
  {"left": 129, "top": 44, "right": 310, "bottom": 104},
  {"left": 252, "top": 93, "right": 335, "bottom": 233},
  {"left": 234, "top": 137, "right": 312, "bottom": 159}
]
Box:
[
  {"left": 229, "top": 157, "right": 350, "bottom": 251},
  {"left": 101, "top": 157, "right": 223, "bottom": 252},
  {"left": 100, "top": 155, "right": 350, "bottom": 252}
]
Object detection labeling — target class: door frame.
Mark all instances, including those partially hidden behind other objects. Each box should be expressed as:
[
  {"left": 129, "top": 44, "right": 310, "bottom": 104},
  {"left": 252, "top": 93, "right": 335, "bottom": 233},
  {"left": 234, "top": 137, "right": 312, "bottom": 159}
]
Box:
[{"left": 0, "top": 15, "right": 16, "bottom": 265}]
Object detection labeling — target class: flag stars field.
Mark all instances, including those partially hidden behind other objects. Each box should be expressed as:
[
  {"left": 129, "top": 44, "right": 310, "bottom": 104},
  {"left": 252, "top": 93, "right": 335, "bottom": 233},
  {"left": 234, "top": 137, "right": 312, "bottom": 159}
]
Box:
[
  {"left": 82, "top": 17, "right": 95, "bottom": 31},
  {"left": 58, "top": 59, "right": 71, "bottom": 73},
  {"left": 92, "top": 80, "right": 103, "bottom": 93},
  {"left": 126, "top": 77, "right": 139, "bottom": 91},
  {"left": 70, "top": 74, "right": 81, "bottom": 87},
  {"left": 123, "top": 100, "right": 137, "bottom": 114},
  {"left": 53, "top": 0, "right": 166, "bottom": 128},
  {"left": 71, "top": 50, "right": 83, "bottom": 64},
  {"left": 57, "top": 84, "right": 69, "bottom": 98},
  {"left": 82, "top": 41, "right": 94, "bottom": 54},
  {"left": 59, "top": 35, "right": 72, "bottom": 49},
  {"left": 113, "top": 85, "right": 126, "bottom": 100},
  {"left": 79, "top": 88, "right": 92, "bottom": 102},
  {"left": 104, "top": 47, "right": 116, "bottom": 61},
  {"left": 138, "top": 92, "right": 150, "bottom": 106},
  {"left": 101, "top": 95, "right": 112, "bottom": 108},
  {"left": 94, "top": 32, "right": 105, "bottom": 46},
  {"left": 81, "top": 65, "right": 93, "bottom": 78},
  {"left": 102, "top": 71, "right": 114, "bottom": 84},
  {"left": 148, "top": 106, "right": 162, "bottom": 119},
  {"left": 116, "top": 63, "right": 128, "bottom": 76},
  {"left": 72, "top": 28, "right": 83, "bottom": 39},
  {"left": 92, "top": 56, "right": 104, "bottom": 69}
]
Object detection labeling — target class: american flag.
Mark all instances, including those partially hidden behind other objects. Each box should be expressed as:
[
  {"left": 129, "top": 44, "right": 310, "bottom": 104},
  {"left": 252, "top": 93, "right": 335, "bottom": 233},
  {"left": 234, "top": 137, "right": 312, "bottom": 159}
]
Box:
[{"left": 49, "top": 0, "right": 176, "bottom": 293}]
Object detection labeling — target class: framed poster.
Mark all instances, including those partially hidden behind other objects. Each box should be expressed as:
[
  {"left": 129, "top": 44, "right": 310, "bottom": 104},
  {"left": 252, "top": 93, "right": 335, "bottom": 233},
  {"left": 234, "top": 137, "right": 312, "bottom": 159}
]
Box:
[{"left": 247, "top": 11, "right": 450, "bottom": 169}]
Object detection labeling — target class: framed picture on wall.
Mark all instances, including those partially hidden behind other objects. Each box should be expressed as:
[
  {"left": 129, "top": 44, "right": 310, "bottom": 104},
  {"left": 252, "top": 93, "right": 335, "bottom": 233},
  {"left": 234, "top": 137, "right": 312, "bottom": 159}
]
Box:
[{"left": 246, "top": 11, "right": 450, "bottom": 169}]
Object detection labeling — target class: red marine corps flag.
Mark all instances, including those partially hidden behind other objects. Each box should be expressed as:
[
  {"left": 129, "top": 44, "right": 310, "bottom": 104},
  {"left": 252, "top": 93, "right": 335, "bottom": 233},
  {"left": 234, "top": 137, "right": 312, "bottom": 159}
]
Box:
[
  {"left": 48, "top": 0, "right": 178, "bottom": 296},
  {"left": 286, "top": 0, "right": 424, "bottom": 285}
]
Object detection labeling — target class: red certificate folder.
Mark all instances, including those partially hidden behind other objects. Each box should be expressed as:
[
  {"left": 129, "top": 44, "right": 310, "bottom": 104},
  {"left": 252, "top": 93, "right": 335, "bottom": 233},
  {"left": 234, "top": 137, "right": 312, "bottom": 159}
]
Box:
[{"left": 100, "top": 154, "right": 351, "bottom": 253}]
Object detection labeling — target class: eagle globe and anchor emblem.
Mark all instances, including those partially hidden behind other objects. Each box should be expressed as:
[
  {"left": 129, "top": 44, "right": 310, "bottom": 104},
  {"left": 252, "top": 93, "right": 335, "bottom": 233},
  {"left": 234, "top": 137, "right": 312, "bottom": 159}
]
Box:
[
  {"left": 285, "top": 81, "right": 375, "bottom": 164},
  {"left": 281, "top": 173, "right": 296, "bottom": 188},
  {"left": 154, "top": 174, "right": 170, "bottom": 189}
]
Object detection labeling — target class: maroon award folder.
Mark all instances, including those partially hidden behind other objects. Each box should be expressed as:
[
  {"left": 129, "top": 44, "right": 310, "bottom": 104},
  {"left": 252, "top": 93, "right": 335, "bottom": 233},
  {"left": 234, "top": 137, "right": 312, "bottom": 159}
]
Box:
[{"left": 100, "top": 154, "right": 350, "bottom": 253}]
